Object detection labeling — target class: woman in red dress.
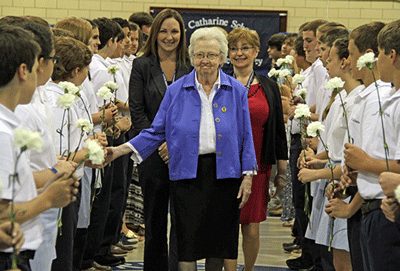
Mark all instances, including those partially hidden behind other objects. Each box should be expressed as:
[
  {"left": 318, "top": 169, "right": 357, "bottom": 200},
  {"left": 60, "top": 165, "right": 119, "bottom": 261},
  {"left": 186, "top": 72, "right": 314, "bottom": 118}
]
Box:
[{"left": 224, "top": 28, "right": 288, "bottom": 271}]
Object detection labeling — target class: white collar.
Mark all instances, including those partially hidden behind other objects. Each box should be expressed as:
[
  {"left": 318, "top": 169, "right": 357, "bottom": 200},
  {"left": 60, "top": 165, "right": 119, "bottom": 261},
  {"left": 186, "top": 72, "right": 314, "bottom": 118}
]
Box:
[{"left": 195, "top": 70, "right": 221, "bottom": 91}]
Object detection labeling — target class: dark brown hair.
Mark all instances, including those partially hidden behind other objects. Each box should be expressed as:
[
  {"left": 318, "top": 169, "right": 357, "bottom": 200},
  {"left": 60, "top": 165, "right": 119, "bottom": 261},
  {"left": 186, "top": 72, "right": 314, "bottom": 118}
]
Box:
[
  {"left": 350, "top": 21, "right": 386, "bottom": 56},
  {"left": 138, "top": 9, "right": 189, "bottom": 68},
  {"left": 52, "top": 37, "right": 92, "bottom": 81}
]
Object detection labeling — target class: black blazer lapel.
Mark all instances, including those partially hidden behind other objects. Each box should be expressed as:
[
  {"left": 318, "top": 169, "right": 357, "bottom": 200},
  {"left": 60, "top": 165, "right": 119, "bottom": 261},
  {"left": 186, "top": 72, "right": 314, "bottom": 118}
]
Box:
[{"left": 149, "top": 55, "right": 167, "bottom": 97}]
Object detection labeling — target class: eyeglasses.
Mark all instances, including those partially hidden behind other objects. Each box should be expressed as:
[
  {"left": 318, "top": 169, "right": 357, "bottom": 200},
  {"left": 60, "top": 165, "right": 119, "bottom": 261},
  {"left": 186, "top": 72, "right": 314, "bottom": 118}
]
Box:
[
  {"left": 229, "top": 46, "right": 253, "bottom": 53},
  {"left": 45, "top": 55, "right": 60, "bottom": 64},
  {"left": 193, "top": 52, "right": 221, "bottom": 60}
]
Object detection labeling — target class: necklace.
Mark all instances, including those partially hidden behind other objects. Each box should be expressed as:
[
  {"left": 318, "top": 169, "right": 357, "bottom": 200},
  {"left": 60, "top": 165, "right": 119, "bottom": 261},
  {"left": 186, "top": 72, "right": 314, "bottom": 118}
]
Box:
[{"left": 247, "top": 84, "right": 260, "bottom": 98}]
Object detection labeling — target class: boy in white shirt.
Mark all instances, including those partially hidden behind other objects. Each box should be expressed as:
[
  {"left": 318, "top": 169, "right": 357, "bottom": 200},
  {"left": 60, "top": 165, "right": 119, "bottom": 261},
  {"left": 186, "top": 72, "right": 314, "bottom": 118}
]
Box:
[
  {"left": 0, "top": 25, "right": 78, "bottom": 271},
  {"left": 340, "top": 21, "right": 400, "bottom": 271}
]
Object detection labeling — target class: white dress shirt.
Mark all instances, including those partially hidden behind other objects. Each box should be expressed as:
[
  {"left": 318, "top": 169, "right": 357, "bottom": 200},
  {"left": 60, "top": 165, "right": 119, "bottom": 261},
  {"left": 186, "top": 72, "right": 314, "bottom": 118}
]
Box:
[
  {"left": 348, "top": 80, "right": 392, "bottom": 199},
  {"left": 0, "top": 104, "right": 43, "bottom": 252},
  {"left": 15, "top": 87, "right": 59, "bottom": 270}
]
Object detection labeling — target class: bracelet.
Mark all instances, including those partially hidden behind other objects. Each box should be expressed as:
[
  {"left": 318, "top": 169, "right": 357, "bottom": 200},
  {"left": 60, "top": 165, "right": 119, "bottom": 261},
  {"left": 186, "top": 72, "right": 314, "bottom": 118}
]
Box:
[{"left": 50, "top": 167, "right": 58, "bottom": 174}]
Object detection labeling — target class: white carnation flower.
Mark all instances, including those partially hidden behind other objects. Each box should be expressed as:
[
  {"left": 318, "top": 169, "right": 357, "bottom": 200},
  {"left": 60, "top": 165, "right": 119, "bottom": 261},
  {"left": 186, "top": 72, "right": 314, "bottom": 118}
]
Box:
[
  {"left": 294, "top": 104, "right": 311, "bottom": 119},
  {"left": 276, "top": 55, "right": 294, "bottom": 67},
  {"left": 107, "top": 65, "right": 120, "bottom": 75},
  {"left": 104, "top": 81, "right": 119, "bottom": 92},
  {"left": 296, "top": 88, "right": 307, "bottom": 98},
  {"left": 75, "top": 119, "right": 94, "bottom": 133},
  {"left": 278, "top": 69, "right": 291, "bottom": 79},
  {"left": 292, "top": 74, "right": 305, "bottom": 85},
  {"left": 268, "top": 68, "right": 279, "bottom": 78},
  {"left": 97, "top": 86, "right": 113, "bottom": 100},
  {"left": 56, "top": 93, "right": 76, "bottom": 110},
  {"left": 276, "top": 58, "right": 285, "bottom": 67},
  {"left": 285, "top": 55, "right": 294, "bottom": 64},
  {"left": 14, "top": 128, "right": 43, "bottom": 152},
  {"left": 58, "top": 81, "right": 80, "bottom": 96},
  {"left": 357, "top": 52, "right": 378, "bottom": 70},
  {"left": 307, "top": 121, "right": 325, "bottom": 137},
  {"left": 326, "top": 77, "right": 345, "bottom": 92},
  {"left": 84, "top": 139, "right": 105, "bottom": 165}
]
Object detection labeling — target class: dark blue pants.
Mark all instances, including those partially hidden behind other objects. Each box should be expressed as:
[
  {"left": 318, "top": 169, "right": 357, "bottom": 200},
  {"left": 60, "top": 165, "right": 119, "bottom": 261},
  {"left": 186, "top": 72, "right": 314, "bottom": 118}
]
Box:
[
  {"left": 347, "top": 187, "right": 364, "bottom": 271},
  {"left": 361, "top": 207, "right": 400, "bottom": 271}
]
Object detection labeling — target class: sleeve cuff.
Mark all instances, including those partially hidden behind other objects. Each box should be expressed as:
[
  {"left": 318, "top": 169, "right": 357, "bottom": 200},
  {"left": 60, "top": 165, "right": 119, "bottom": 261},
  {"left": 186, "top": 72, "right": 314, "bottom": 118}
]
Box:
[
  {"left": 124, "top": 142, "right": 143, "bottom": 164},
  {"left": 243, "top": 170, "right": 257, "bottom": 176}
]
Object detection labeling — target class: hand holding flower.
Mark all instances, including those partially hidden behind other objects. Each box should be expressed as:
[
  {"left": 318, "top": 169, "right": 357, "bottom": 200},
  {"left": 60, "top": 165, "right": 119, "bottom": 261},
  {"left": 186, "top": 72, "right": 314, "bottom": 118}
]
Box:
[
  {"left": 379, "top": 172, "right": 400, "bottom": 198},
  {"left": 381, "top": 197, "right": 400, "bottom": 222},
  {"left": 0, "top": 221, "right": 24, "bottom": 252},
  {"left": 298, "top": 168, "right": 318, "bottom": 183},
  {"left": 344, "top": 143, "right": 370, "bottom": 171},
  {"left": 325, "top": 198, "right": 352, "bottom": 219}
]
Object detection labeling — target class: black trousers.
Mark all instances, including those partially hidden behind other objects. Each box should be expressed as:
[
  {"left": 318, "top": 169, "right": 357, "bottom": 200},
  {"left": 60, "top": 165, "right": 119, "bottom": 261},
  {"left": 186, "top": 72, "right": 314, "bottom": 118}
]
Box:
[
  {"left": 138, "top": 150, "right": 178, "bottom": 271},
  {"left": 347, "top": 187, "right": 364, "bottom": 271},
  {"left": 0, "top": 250, "right": 35, "bottom": 271},
  {"left": 290, "top": 135, "right": 307, "bottom": 244},
  {"left": 51, "top": 184, "right": 81, "bottom": 271},
  {"left": 360, "top": 206, "right": 400, "bottom": 271},
  {"left": 81, "top": 139, "right": 115, "bottom": 270},
  {"left": 96, "top": 135, "right": 129, "bottom": 257}
]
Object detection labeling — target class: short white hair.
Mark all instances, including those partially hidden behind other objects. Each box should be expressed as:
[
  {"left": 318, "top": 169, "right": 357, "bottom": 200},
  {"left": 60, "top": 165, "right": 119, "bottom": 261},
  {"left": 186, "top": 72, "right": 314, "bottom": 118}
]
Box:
[{"left": 188, "top": 27, "right": 228, "bottom": 66}]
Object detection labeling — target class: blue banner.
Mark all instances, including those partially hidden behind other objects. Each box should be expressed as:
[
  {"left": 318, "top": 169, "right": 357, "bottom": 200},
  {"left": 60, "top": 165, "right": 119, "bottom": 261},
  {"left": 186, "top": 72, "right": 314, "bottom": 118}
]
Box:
[{"left": 152, "top": 9, "right": 283, "bottom": 75}]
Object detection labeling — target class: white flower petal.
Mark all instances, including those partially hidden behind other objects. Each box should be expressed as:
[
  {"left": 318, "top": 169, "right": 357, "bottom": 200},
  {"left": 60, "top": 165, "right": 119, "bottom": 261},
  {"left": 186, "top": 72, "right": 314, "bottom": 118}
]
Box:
[
  {"left": 56, "top": 93, "right": 76, "bottom": 110},
  {"left": 294, "top": 104, "right": 311, "bottom": 119},
  {"left": 356, "top": 52, "right": 378, "bottom": 70},
  {"left": 84, "top": 139, "right": 105, "bottom": 165},
  {"left": 326, "top": 77, "right": 345, "bottom": 91},
  {"left": 307, "top": 121, "right": 325, "bottom": 137},
  {"left": 14, "top": 128, "right": 43, "bottom": 152},
  {"left": 292, "top": 74, "right": 305, "bottom": 85}
]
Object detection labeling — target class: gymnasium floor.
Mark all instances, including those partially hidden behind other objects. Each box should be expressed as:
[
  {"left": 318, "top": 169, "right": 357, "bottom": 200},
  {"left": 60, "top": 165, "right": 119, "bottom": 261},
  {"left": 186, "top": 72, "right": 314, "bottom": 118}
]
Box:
[{"left": 112, "top": 217, "right": 294, "bottom": 271}]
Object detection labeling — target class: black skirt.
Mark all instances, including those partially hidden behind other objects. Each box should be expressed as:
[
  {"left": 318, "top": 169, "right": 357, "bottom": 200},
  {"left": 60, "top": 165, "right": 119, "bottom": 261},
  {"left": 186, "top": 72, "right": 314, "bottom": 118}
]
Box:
[{"left": 171, "top": 153, "right": 242, "bottom": 261}]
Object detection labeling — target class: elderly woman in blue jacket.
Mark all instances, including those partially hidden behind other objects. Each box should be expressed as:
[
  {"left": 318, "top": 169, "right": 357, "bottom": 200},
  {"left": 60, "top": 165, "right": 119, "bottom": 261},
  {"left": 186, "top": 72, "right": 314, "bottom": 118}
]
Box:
[{"left": 107, "top": 27, "right": 257, "bottom": 271}]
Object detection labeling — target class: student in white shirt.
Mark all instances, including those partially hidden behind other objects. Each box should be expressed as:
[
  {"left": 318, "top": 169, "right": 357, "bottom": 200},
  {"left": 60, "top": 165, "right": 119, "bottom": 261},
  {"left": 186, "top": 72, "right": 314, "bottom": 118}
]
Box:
[
  {"left": 286, "top": 19, "right": 328, "bottom": 271},
  {"left": 337, "top": 22, "right": 400, "bottom": 271},
  {"left": 47, "top": 36, "right": 107, "bottom": 271},
  {"left": 0, "top": 24, "right": 78, "bottom": 271},
  {"left": 82, "top": 17, "right": 131, "bottom": 270},
  {"left": 298, "top": 36, "right": 361, "bottom": 271},
  {"left": 376, "top": 20, "right": 400, "bottom": 226},
  {"left": 4, "top": 17, "right": 79, "bottom": 271}
]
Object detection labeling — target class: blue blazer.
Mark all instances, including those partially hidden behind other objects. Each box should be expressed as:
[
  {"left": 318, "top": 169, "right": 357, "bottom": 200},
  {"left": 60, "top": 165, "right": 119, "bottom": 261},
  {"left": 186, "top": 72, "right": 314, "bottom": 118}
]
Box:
[{"left": 128, "top": 69, "right": 258, "bottom": 181}]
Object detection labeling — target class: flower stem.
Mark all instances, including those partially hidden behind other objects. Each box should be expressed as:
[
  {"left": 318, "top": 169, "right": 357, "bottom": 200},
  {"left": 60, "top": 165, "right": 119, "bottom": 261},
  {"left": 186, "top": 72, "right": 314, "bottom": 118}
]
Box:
[
  {"left": 66, "top": 109, "right": 71, "bottom": 160},
  {"left": 101, "top": 101, "right": 106, "bottom": 133},
  {"left": 300, "top": 117, "right": 310, "bottom": 220},
  {"left": 10, "top": 151, "right": 24, "bottom": 268},
  {"left": 58, "top": 110, "right": 66, "bottom": 155},
  {"left": 371, "top": 71, "right": 389, "bottom": 171},
  {"left": 71, "top": 132, "right": 84, "bottom": 161}
]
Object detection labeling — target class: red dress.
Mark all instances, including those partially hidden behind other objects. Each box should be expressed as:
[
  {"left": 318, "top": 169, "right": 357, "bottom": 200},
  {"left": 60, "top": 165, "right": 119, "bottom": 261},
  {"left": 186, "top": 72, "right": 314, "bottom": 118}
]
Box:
[{"left": 240, "top": 83, "right": 272, "bottom": 224}]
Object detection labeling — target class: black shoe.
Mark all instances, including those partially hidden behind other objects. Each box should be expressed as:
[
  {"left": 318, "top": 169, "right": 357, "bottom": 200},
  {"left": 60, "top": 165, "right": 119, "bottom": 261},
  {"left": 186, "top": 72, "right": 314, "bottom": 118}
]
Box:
[
  {"left": 283, "top": 242, "right": 295, "bottom": 248},
  {"left": 94, "top": 254, "right": 126, "bottom": 267},
  {"left": 286, "top": 256, "right": 313, "bottom": 270},
  {"left": 121, "top": 233, "right": 138, "bottom": 245},
  {"left": 284, "top": 244, "right": 301, "bottom": 252}
]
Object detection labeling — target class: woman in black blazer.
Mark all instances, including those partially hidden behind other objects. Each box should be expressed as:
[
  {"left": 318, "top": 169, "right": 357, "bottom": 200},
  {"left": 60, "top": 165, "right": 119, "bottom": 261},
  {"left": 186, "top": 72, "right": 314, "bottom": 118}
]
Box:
[
  {"left": 224, "top": 27, "right": 288, "bottom": 271},
  {"left": 128, "top": 9, "right": 191, "bottom": 271}
]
